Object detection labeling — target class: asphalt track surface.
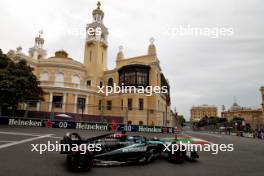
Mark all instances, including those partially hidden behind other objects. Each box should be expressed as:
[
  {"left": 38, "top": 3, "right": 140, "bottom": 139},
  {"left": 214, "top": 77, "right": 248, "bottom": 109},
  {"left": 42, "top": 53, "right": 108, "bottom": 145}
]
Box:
[{"left": 0, "top": 126, "right": 264, "bottom": 176}]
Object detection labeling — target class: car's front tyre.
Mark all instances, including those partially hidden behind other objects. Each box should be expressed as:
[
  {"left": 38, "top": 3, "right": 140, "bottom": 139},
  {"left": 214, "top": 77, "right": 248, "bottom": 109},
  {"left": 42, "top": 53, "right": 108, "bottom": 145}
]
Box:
[
  {"left": 145, "top": 148, "right": 156, "bottom": 163},
  {"left": 67, "top": 152, "right": 93, "bottom": 172},
  {"left": 168, "top": 151, "right": 185, "bottom": 164}
]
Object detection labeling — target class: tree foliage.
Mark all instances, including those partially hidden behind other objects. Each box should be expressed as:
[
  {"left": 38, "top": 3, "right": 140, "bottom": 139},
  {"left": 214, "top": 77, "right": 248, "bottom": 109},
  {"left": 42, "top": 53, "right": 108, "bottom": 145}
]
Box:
[
  {"left": 0, "top": 49, "right": 43, "bottom": 111},
  {"left": 196, "top": 116, "right": 226, "bottom": 127},
  {"left": 177, "top": 115, "right": 186, "bottom": 126}
]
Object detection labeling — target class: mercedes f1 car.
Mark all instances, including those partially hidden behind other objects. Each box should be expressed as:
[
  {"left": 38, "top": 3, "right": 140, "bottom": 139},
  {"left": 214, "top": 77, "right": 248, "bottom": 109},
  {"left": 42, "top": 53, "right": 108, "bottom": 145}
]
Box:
[{"left": 60, "top": 132, "right": 199, "bottom": 172}]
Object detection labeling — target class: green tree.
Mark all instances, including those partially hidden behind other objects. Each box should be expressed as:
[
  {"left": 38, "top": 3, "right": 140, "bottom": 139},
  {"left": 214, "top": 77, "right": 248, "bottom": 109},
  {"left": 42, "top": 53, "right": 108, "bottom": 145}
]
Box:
[
  {"left": 0, "top": 49, "right": 43, "bottom": 115},
  {"left": 208, "top": 116, "right": 219, "bottom": 125},
  {"left": 197, "top": 116, "right": 209, "bottom": 127},
  {"left": 177, "top": 115, "right": 186, "bottom": 127}
]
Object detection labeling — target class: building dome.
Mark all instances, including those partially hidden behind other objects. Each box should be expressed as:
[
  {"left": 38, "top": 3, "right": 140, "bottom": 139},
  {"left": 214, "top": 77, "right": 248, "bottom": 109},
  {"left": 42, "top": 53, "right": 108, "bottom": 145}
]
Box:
[
  {"left": 55, "top": 50, "right": 68, "bottom": 58},
  {"left": 44, "top": 50, "right": 84, "bottom": 68},
  {"left": 230, "top": 102, "right": 242, "bottom": 111}
]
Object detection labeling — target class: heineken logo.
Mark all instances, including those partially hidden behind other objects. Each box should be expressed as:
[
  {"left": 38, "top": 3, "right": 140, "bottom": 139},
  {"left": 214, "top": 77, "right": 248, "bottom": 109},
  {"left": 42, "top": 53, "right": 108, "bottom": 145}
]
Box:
[
  {"left": 76, "top": 122, "right": 108, "bottom": 131},
  {"left": 138, "top": 126, "right": 162, "bottom": 133},
  {"left": 8, "top": 118, "right": 42, "bottom": 127}
]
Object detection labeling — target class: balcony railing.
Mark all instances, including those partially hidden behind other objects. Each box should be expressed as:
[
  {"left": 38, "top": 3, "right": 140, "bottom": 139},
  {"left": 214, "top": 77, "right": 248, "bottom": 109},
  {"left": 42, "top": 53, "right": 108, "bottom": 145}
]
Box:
[{"left": 40, "top": 81, "right": 98, "bottom": 92}]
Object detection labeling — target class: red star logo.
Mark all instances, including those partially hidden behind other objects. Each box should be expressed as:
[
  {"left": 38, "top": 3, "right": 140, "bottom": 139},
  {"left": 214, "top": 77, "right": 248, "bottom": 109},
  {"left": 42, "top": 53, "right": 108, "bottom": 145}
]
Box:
[{"left": 45, "top": 119, "right": 54, "bottom": 128}]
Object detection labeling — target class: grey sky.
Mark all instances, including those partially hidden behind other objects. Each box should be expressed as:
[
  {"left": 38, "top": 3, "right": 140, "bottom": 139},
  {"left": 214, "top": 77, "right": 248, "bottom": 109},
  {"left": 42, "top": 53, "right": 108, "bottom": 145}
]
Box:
[{"left": 0, "top": 0, "right": 264, "bottom": 120}]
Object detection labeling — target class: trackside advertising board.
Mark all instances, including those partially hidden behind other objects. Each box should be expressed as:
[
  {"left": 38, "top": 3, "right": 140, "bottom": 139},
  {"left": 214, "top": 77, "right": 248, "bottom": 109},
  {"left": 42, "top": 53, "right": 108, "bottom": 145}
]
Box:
[{"left": 0, "top": 116, "right": 175, "bottom": 134}]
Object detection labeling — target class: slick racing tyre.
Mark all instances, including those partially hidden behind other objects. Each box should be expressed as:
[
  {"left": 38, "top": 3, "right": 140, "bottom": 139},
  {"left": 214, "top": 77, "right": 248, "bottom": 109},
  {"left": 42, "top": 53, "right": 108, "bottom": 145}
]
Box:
[
  {"left": 145, "top": 149, "right": 156, "bottom": 164},
  {"left": 185, "top": 151, "right": 199, "bottom": 162},
  {"left": 67, "top": 152, "right": 93, "bottom": 172},
  {"left": 137, "top": 148, "right": 155, "bottom": 164},
  {"left": 60, "top": 133, "right": 82, "bottom": 154},
  {"left": 168, "top": 151, "right": 185, "bottom": 164}
]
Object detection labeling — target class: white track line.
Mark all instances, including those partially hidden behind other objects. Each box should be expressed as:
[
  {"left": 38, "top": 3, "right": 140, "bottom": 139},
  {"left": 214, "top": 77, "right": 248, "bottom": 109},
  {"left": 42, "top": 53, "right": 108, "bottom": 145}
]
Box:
[
  {"left": 48, "top": 136, "right": 62, "bottom": 139},
  {"left": 0, "top": 134, "right": 51, "bottom": 149},
  {"left": 191, "top": 136, "right": 214, "bottom": 145},
  {"left": 0, "top": 131, "right": 50, "bottom": 137},
  {"left": 0, "top": 141, "right": 17, "bottom": 143},
  {"left": 187, "top": 131, "right": 222, "bottom": 138},
  {"left": 185, "top": 134, "right": 214, "bottom": 145}
]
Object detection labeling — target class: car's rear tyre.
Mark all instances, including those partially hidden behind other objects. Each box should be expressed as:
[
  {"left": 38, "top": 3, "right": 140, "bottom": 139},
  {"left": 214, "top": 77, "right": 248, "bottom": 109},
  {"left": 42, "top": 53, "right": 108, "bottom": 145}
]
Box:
[
  {"left": 168, "top": 151, "right": 185, "bottom": 164},
  {"left": 67, "top": 152, "right": 93, "bottom": 172}
]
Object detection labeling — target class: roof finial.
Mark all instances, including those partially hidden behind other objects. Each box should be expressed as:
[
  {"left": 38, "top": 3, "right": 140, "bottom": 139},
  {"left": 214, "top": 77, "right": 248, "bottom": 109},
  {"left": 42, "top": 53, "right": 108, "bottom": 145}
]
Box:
[
  {"left": 233, "top": 96, "right": 237, "bottom": 103},
  {"left": 97, "top": 1, "right": 101, "bottom": 9},
  {"left": 39, "top": 30, "right": 43, "bottom": 38},
  {"left": 118, "top": 45, "right": 123, "bottom": 52},
  {"left": 117, "top": 45, "right": 124, "bottom": 60},
  {"left": 149, "top": 37, "right": 155, "bottom": 45},
  {"left": 148, "top": 37, "right": 156, "bottom": 56}
]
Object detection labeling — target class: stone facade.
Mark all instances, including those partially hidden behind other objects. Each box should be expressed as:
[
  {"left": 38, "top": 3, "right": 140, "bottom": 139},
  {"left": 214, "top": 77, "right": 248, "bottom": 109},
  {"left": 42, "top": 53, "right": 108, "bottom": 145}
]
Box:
[
  {"left": 6, "top": 2, "right": 172, "bottom": 126},
  {"left": 190, "top": 105, "right": 218, "bottom": 122},
  {"left": 222, "top": 102, "right": 263, "bottom": 129}
]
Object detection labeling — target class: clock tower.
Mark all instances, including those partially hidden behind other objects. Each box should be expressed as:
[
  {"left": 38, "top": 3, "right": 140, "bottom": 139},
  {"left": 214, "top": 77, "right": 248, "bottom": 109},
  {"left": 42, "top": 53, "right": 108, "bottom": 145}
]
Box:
[{"left": 84, "top": 1, "right": 108, "bottom": 86}]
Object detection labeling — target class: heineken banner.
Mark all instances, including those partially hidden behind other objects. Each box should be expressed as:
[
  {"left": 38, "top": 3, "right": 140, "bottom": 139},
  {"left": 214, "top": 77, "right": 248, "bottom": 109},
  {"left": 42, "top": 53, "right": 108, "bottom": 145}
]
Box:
[
  {"left": 117, "top": 124, "right": 174, "bottom": 134},
  {"left": 0, "top": 116, "right": 174, "bottom": 134},
  {"left": 5, "top": 118, "right": 44, "bottom": 127}
]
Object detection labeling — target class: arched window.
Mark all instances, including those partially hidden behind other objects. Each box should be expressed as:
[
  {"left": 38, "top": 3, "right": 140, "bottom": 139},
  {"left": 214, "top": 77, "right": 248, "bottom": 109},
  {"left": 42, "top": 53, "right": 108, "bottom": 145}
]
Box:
[
  {"left": 86, "top": 80, "right": 91, "bottom": 87},
  {"left": 72, "top": 74, "right": 80, "bottom": 88},
  {"left": 108, "top": 78, "right": 113, "bottom": 87},
  {"left": 40, "top": 72, "right": 49, "bottom": 81},
  {"left": 99, "top": 81, "right": 103, "bottom": 88},
  {"left": 54, "top": 72, "right": 64, "bottom": 87}
]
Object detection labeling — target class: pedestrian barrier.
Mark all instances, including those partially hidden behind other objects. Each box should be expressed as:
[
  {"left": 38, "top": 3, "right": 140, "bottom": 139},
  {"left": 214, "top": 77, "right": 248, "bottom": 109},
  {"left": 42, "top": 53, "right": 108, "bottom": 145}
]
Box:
[{"left": 208, "top": 130, "right": 259, "bottom": 139}]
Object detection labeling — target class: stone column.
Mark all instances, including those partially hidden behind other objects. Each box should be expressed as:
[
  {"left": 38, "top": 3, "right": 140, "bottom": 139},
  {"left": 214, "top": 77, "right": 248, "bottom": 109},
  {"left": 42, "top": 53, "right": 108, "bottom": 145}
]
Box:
[
  {"left": 74, "top": 93, "right": 78, "bottom": 113},
  {"left": 24, "top": 102, "right": 28, "bottom": 111},
  {"left": 62, "top": 93, "right": 67, "bottom": 112},
  {"left": 85, "top": 95, "right": 89, "bottom": 114},
  {"left": 37, "top": 101, "right": 40, "bottom": 111},
  {"left": 48, "top": 92, "right": 53, "bottom": 112}
]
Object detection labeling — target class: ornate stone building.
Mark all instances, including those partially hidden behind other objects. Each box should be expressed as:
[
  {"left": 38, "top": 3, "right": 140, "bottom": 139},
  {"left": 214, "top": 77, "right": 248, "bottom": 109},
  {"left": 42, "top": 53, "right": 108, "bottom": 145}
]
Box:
[
  {"left": 6, "top": 2, "right": 172, "bottom": 126},
  {"left": 222, "top": 102, "right": 263, "bottom": 129},
  {"left": 190, "top": 105, "right": 218, "bottom": 122}
]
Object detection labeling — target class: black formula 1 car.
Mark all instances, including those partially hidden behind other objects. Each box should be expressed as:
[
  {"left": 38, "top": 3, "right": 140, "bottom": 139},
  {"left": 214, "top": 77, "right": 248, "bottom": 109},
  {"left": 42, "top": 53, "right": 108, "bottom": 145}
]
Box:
[{"left": 60, "top": 132, "right": 199, "bottom": 172}]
